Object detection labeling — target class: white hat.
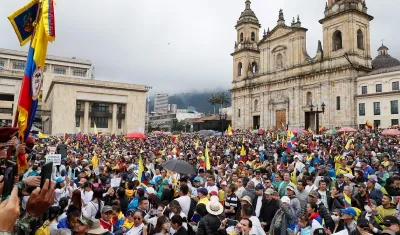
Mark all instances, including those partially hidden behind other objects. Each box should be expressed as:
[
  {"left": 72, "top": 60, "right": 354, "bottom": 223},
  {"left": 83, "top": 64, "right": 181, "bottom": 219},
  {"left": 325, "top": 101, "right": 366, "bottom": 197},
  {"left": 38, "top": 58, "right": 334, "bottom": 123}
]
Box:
[
  {"left": 343, "top": 173, "right": 354, "bottom": 179},
  {"left": 281, "top": 196, "right": 291, "bottom": 203},
  {"left": 206, "top": 201, "right": 224, "bottom": 216},
  {"left": 210, "top": 195, "right": 219, "bottom": 202},
  {"left": 87, "top": 219, "right": 108, "bottom": 234}
]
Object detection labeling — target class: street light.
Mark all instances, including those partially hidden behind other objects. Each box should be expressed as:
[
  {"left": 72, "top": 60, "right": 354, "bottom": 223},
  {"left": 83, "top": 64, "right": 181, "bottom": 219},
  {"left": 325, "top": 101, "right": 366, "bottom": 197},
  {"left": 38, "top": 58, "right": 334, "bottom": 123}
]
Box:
[
  {"left": 145, "top": 86, "right": 152, "bottom": 133},
  {"left": 309, "top": 102, "right": 325, "bottom": 134},
  {"left": 219, "top": 112, "right": 227, "bottom": 133}
]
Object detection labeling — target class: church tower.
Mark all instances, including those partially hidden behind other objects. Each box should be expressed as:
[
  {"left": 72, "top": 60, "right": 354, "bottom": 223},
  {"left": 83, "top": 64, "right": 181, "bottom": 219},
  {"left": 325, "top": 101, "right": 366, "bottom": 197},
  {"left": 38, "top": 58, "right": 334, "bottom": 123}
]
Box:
[
  {"left": 231, "top": 0, "right": 261, "bottom": 81},
  {"left": 319, "top": 0, "right": 373, "bottom": 69}
]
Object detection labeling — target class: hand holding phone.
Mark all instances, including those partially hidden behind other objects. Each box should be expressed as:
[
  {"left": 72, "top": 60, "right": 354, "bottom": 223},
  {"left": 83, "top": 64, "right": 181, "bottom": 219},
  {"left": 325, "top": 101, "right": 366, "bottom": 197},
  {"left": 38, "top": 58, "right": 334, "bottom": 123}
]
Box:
[{"left": 40, "top": 162, "right": 53, "bottom": 188}]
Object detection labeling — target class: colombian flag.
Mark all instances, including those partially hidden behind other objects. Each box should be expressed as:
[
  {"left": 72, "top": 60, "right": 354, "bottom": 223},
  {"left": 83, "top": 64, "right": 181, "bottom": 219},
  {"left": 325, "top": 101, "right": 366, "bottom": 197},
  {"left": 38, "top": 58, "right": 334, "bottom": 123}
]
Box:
[{"left": 14, "top": 0, "right": 55, "bottom": 143}]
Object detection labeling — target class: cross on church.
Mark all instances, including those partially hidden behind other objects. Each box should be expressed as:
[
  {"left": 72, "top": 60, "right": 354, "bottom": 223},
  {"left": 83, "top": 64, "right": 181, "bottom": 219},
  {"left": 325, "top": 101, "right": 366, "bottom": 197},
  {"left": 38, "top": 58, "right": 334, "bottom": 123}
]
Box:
[{"left": 381, "top": 39, "right": 384, "bottom": 45}]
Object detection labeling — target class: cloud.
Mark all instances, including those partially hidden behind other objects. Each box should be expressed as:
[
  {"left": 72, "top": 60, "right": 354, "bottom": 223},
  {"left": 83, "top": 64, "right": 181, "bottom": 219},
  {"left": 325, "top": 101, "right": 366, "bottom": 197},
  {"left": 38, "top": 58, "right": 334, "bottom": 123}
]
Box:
[{"left": 0, "top": 0, "right": 398, "bottom": 93}]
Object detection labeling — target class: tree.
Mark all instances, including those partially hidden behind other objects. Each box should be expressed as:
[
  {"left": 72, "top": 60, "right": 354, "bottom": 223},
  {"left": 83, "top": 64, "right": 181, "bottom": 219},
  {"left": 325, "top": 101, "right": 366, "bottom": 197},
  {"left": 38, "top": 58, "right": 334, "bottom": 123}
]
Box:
[
  {"left": 208, "top": 94, "right": 219, "bottom": 114},
  {"left": 217, "top": 92, "right": 230, "bottom": 110}
]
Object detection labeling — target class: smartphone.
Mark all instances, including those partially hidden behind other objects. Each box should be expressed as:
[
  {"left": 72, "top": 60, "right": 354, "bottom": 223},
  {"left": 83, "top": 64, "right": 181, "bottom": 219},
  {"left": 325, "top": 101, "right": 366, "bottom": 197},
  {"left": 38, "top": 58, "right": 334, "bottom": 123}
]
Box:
[
  {"left": 191, "top": 214, "right": 201, "bottom": 223},
  {"left": 40, "top": 162, "right": 53, "bottom": 188},
  {"left": 3, "top": 160, "right": 17, "bottom": 198},
  {"left": 227, "top": 219, "right": 238, "bottom": 227}
]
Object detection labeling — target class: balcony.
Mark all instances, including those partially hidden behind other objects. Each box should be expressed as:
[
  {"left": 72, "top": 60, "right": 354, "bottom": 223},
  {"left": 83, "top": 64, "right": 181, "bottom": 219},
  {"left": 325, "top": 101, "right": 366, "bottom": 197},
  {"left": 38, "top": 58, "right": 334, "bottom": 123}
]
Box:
[
  {"left": 75, "top": 109, "right": 84, "bottom": 117},
  {"left": 117, "top": 111, "right": 125, "bottom": 119},
  {"left": 89, "top": 109, "right": 112, "bottom": 118}
]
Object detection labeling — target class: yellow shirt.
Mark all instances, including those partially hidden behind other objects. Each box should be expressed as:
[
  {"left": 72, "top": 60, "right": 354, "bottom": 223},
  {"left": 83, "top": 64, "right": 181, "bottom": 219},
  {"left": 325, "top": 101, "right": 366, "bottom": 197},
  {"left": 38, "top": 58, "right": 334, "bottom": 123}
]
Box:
[
  {"left": 382, "top": 161, "right": 389, "bottom": 167},
  {"left": 334, "top": 155, "right": 342, "bottom": 170},
  {"left": 336, "top": 166, "right": 352, "bottom": 175},
  {"left": 198, "top": 197, "right": 209, "bottom": 205},
  {"left": 218, "top": 189, "right": 226, "bottom": 202}
]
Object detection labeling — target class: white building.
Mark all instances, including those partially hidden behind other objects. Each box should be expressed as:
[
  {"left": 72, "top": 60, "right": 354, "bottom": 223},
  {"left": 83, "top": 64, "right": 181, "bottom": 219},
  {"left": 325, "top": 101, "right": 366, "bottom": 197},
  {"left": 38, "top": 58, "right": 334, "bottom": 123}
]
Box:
[
  {"left": 0, "top": 48, "right": 147, "bottom": 134},
  {"left": 356, "top": 45, "right": 400, "bottom": 128},
  {"left": 154, "top": 93, "right": 169, "bottom": 113}
]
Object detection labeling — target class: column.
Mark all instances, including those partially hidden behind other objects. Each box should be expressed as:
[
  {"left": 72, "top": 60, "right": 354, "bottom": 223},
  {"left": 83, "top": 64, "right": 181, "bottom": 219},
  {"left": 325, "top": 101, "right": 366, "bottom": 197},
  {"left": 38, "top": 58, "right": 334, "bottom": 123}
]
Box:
[
  {"left": 83, "top": 102, "right": 89, "bottom": 134},
  {"left": 112, "top": 104, "right": 117, "bottom": 133}
]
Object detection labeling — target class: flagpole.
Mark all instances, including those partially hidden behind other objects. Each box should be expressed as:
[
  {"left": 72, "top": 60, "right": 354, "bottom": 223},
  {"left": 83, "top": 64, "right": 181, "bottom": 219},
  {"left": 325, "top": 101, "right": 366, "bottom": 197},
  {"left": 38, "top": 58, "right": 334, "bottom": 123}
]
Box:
[{"left": 12, "top": 1, "right": 42, "bottom": 128}]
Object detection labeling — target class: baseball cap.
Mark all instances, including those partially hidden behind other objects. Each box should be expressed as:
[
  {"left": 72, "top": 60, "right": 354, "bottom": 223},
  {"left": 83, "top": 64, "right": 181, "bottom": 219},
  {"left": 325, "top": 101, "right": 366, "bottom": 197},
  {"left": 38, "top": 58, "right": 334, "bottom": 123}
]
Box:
[
  {"left": 101, "top": 205, "right": 113, "bottom": 213},
  {"left": 357, "top": 217, "right": 370, "bottom": 228},
  {"left": 340, "top": 208, "right": 356, "bottom": 217},
  {"left": 308, "top": 191, "right": 319, "bottom": 198},
  {"left": 344, "top": 173, "right": 354, "bottom": 179},
  {"left": 337, "top": 174, "right": 344, "bottom": 178},
  {"left": 193, "top": 176, "right": 201, "bottom": 182},
  {"left": 197, "top": 188, "right": 208, "bottom": 195},
  {"left": 380, "top": 216, "right": 400, "bottom": 226},
  {"left": 255, "top": 183, "right": 264, "bottom": 190},
  {"left": 265, "top": 188, "right": 275, "bottom": 195},
  {"left": 56, "top": 178, "right": 65, "bottom": 184},
  {"left": 357, "top": 182, "right": 366, "bottom": 188}
]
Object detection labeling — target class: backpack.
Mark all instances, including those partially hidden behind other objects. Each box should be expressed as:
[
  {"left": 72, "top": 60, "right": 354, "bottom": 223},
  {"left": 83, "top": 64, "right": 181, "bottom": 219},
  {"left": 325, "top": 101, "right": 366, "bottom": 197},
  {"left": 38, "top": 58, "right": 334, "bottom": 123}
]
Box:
[
  {"left": 187, "top": 198, "right": 197, "bottom": 221},
  {"left": 91, "top": 201, "right": 102, "bottom": 219}
]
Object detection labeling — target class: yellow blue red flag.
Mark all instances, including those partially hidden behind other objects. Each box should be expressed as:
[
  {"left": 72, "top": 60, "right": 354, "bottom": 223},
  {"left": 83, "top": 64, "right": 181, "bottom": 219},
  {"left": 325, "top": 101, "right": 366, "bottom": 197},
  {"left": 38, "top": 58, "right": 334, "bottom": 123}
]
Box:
[{"left": 13, "top": 0, "right": 55, "bottom": 142}]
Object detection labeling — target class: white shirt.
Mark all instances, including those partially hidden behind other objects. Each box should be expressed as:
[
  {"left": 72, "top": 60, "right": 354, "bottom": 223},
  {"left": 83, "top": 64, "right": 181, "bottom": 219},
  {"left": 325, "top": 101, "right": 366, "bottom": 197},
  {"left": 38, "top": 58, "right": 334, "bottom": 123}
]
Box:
[
  {"left": 176, "top": 195, "right": 191, "bottom": 216},
  {"left": 305, "top": 184, "right": 318, "bottom": 192},
  {"left": 251, "top": 177, "right": 262, "bottom": 186},
  {"left": 249, "top": 216, "right": 266, "bottom": 235},
  {"left": 206, "top": 185, "right": 219, "bottom": 194},
  {"left": 255, "top": 196, "right": 263, "bottom": 217},
  {"left": 318, "top": 190, "right": 328, "bottom": 210},
  {"left": 81, "top": 190, "right": 94, "bottom": 206},
  {"left": 83, "top": 199, "right": 104, "bottom": 219},
  {"left": 169, "top": 211, "right": 187, "bottom": 234}
]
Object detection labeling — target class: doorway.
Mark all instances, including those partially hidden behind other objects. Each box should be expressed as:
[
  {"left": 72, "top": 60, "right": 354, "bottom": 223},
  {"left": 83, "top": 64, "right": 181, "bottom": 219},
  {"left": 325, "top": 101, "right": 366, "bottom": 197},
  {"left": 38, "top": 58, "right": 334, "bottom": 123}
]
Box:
[
  {"left": 305, "top": 112, "right": 315, "bottom": 130},
  {"left": 253, "top": 116, "right": 260, "bottom": 129},
  {"left": 275, "top": 110, "right": 286, "bottom": 129}
]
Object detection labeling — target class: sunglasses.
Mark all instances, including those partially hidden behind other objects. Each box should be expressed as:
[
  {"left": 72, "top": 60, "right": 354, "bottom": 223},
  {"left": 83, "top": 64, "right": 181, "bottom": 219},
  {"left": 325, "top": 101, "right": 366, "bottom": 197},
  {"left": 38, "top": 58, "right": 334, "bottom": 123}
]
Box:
[{"left": 133, "top": 217, "right": 142, "bottom": 221}]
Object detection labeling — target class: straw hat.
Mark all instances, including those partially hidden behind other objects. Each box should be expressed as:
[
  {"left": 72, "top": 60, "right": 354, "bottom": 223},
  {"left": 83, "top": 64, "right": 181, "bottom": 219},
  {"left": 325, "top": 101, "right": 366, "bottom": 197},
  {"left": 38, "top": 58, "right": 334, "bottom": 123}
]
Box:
[{"left": 206, "top": 201, "right": 224, "bottom": 216}]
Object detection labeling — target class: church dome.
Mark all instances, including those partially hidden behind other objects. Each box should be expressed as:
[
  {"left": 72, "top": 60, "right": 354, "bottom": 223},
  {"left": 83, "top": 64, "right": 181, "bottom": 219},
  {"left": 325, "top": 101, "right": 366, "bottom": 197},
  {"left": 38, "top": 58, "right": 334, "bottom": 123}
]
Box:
[
  {"left": 372, "top": 44, "right": 400, "bottom": 69},
  {"left": 237, "top": 0, "right": 259, "bottom": 26}
]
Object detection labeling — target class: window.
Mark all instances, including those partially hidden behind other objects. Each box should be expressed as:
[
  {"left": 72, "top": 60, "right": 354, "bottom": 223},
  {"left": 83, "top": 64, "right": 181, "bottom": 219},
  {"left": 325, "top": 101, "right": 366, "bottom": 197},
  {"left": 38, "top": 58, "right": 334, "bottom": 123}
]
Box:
[
  {"left": 53, "top": 66, "right": 66, "bottom": 74},
  {"left": 238, "top": 109, "right": 241, "bottom": 117},
  {"left": 91, "top": 117, "right": 108, "bottom": 128},
  {"left": 237, "top": 62, "right": 242, "bottom": 76},
  {"left": 374, "top": 120, "right": 380, "bottom": 128},
  {"left": 373, "top": 102, "right": 380, "bottom": 115},
  {"left": 251, "top": 32, "right": 255, "bottom": 41},
  {"left": 357, "top": 29, "right": 364, "bottom": 50},
  {"left": 240, "top": 33, "right": 244, "bottom": 42},
  {"left": 254, "top": 99, "right": 258, "bottom": 111},
  {"left": 12, "top": 61, "right": 25, "bottom": 70},
  {"left": 118, "top": 119, "right": 122, "bottom": 129},
  {"left": 361, "top": 86, "right": 367, "bottom": 94},
  {"left": 76, "top": 102, "right": 81, "bottom": 111},
  {"left": 306, "top": 92, "right": 312, "bottom": 105},
  {"left": 376, "top": 84, "right": 382, "bottom": 92},
  {"left": 359, "top": 103, "right": 365, "bottom": 116},
  {"left": 118, "top": 104, "right": 123, "bottom": 113},
  {"left": 251, "top": 62, "right": 258, "bottom": 73},
  {"left": 43, "top": 65, "right": 47, "bottom": 72},
  {"left": 392, "top": 81, "right": 399, "bottom": 91},
  {"left": 332, "top": 30, "right": 343, "bottom": 51},
  {"left": 391, "top": 100, "right": 398, "bottom": 114},
  {"left": 76, "top": 116, "right": 80, "bottom": 127},
  {"left": 359, "top": 124, "right": 366, "bottom": 129},
  {"left": 0, "top": 60, "right": 4, "bottom": 67},
  {"left": 92, "top": 103, "right": 109, "bottom": 112},
  {"left": 392, "top": 119, "right": 399, "bottom": 126},
  {"left": 336, "top": 96, "right": 341, "bottom": 110},
  {"left": 73, "top": 69, "right": 86, "bottom": 77},
  {"left": 276, "top": 53, "right": 283, "bottom": 69}
]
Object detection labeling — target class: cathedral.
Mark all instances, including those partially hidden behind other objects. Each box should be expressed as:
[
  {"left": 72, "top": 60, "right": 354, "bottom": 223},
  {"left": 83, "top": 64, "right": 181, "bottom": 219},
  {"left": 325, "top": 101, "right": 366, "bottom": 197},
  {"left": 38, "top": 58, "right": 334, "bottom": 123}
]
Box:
[{"left": 230, "top": 0, "right": 374, "bottom": 131}]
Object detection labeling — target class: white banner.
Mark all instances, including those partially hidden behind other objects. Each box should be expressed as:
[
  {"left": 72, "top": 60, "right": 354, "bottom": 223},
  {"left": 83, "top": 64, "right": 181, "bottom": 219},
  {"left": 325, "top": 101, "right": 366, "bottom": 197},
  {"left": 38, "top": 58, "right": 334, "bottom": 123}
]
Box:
[{"left": 46, "top": 154, "right": 62, "bottom": 165}]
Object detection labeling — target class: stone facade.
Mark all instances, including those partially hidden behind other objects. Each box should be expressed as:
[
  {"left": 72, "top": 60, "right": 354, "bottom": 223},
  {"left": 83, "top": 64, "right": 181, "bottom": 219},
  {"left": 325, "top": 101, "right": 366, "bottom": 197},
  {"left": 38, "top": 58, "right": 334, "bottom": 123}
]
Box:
[{"left": 231, "top": 0, "right": 374, "bottom": 131}]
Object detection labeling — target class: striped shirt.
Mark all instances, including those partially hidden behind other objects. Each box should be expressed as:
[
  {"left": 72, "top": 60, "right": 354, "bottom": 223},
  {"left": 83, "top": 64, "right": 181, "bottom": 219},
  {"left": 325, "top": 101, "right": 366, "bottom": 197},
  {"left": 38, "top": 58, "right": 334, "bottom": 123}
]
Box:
[{"left": 225, "top": 193, "right": 239, "bottom": 218}]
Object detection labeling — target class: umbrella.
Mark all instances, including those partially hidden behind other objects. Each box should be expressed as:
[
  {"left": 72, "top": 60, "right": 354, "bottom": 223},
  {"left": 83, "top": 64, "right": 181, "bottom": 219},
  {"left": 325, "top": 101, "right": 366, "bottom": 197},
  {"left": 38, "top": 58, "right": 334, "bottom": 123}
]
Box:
[
  {"left": 198, "top": 130, "right": 214, "bottom": 135},
  {"left": 337, "top": 127, "right": 357, "bottom": 133},
  {"left": 382, "top": 129, "right": 400, "bottom": 136},
  {"left": 125, "top": 132, "right": 146, "bottom": 139},
  {"left": 324, "top": 129, "right": 337, "bottom": 135},
  {"left": 162, "top": 159, "right": 197, "bottom": 175},
  {"left": 291, "top": 127, "right": 304, "bottom": 134},
  {"left": 163, "top": 132, "right": 171, "bottom": 135},
  {"left": 153, "top": 131, "right": 163, "bottom": 135},
  {"left": 172, "top": 131, "right": 181, "bottom": 135},
  {"left": 252, "top": 129, "right": 264, "bottom": 135}
]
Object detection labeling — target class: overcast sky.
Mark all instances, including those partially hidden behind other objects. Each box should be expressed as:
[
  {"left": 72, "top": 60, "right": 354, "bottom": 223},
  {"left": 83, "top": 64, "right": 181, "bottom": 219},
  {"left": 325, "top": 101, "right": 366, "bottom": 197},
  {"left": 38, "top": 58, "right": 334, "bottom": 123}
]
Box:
[{"left": 1, "top": 0, "right": 399, "bottom": 94}]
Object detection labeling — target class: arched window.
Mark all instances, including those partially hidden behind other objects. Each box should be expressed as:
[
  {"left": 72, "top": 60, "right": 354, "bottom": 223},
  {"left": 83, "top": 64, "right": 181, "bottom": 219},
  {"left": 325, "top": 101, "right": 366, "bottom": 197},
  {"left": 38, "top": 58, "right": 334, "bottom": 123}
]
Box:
[
  {"left": 306, "top": 92, "right": 312, "bottom": 105},
  {"left": 254, "top": 99, "right": 258, "bottom": 111},
  {"left": 240, "top": 33, "right": 244, "bottom": 42},
  {"left": 252, "top": 62, "right": 258, "bottom": 74},
  {"left": 357, "top": 29, "right": 364, "bottom": 50},
  {"left": 238, "top": 62, "right": 242, "bottom": 76},
  {"left": 332, "top": 30, "right": 343, "bottom": 51},
  {"left": 276, "top": 53, "right": 283, "bottom": 69},
  {"left": 251, "top": 32, "right": 255, "bottom": 41}
]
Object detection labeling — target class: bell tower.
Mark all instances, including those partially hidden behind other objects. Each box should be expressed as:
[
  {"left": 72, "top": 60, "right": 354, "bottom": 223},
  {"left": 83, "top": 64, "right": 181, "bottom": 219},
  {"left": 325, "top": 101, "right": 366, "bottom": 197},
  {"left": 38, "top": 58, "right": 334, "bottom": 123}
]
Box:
[
  {"left": 319, "top": 0, "right": 373, "bottom": 68},
  {"left": 231, "top": 0, "right": 261, "bottom": 81}
]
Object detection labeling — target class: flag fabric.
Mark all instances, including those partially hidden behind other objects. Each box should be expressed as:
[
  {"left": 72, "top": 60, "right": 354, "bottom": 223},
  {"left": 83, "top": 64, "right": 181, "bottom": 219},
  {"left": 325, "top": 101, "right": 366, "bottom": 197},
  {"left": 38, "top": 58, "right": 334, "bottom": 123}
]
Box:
[
  {"left": 343, "top": 194, "right": 352, "bottom": 208},
  {"left": 37, "top": 132, "right": 47, "bottom": 138},
  {"left": 319, "top": 126, "right": 326, "bottom": 134},
  {"left": 8, "top": 0, "right": 39, "bottom": 46},
  {"left": 345, "top": 139, "right": 354, "bottom": 150},
  {"left": 205, "top": 144, "right": 211, "bottom": 170},
  {"left": 227, "top": 125, "right": 233, "bottom": 135},
  {"left": 92, "top": 154, "right": 98, "bottom": 168},
  {"left": 308, "top": 127, "right": 314, "bottom": 135},
  {"left": 291, "top": 168, "right": 297, "bottom": 184},
  {"left": 195, "top": 139, "right": 199, "bottom": 149},
  {"left": 366, "top": 120, "right": 373, "bottom": 129},
  {"left": 93, "top": 122, "right": 98, "bottom": 135},
  {"left": 138, "top": 155, "right": 146, "bottom": 183},
  {"left": 240, "top": 144, "right": 246, "bottom": 156},
  {"left": 15, "top": 0, "right": 55, "bottom": 142}
]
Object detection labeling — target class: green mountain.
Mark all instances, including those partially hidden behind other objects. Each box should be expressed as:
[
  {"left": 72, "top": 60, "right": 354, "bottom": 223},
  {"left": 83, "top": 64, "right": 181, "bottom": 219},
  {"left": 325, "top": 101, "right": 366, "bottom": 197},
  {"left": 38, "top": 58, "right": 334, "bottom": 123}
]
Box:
[{"left": 149, "top": 90, "right": 231, "bottom": 114}]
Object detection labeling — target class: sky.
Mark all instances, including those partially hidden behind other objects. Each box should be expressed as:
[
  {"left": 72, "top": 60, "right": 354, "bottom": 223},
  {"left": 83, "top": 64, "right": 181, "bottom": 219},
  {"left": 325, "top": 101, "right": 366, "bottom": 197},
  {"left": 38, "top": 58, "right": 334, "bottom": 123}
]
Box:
[{"left": 1, "top": 0, "right": 399, "bottom": 94}]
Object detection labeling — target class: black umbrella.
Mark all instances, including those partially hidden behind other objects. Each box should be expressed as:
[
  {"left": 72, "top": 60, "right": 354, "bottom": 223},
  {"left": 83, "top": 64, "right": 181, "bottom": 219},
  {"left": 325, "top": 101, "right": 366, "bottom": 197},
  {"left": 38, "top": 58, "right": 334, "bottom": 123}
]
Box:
[{"left": 162, "top": 159, "right": 196, "bottom": 175}]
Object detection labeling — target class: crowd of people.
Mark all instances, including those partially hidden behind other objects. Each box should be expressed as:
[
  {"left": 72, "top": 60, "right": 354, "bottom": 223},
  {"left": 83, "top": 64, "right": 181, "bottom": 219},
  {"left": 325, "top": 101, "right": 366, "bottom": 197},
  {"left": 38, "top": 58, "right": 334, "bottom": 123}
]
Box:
[{"left": 1, "top": 126, "right": 400, "bottom": 235}]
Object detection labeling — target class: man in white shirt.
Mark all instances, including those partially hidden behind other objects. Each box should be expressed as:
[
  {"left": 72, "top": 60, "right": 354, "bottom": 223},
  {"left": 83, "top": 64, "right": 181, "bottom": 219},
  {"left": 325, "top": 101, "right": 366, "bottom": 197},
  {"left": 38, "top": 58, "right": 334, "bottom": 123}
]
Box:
[
  {"left": 317, "top": 180, "right": 329, "bottom": 211},
  {"left": 175, "top": 184, "right": 191, "bottom": 216},
  {"left": 254, "top": 184, "right": 264, "bottom": 218},
  {"left": 251, "top": 170, "right": 262, "bottom": 186},
  {"left": 206, "top": 176, "right": 218, "bottom": 193}
]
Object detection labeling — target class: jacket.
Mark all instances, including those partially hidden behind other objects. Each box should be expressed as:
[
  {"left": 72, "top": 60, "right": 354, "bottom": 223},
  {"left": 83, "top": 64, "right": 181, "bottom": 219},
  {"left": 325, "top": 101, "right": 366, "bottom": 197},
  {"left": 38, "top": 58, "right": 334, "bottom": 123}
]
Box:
[
  {"left": 259, "top": 199, "right": 279, "bottom": 231},
  {"left": 175, "top": 226, "right": 189, "bottom": 235},
  {"left": 367, "top": 188, "right": 383, "bottom": 205},
  {"left": 197, "top": 214, "right": 223, "bottom": 235},
  {"left": 269, "top": 201, "right": 295, "bottom": 235}
]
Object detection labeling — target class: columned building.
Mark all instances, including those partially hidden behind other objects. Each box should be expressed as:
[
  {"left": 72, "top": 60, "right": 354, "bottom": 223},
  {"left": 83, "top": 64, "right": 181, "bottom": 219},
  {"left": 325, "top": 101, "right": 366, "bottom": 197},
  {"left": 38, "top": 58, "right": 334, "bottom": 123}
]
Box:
[
  {"left": 0, "top": 48, "right": 147, "bottom": 134},
  {"left": 230, "top": 0, "right": 374, "bottom": 130}
]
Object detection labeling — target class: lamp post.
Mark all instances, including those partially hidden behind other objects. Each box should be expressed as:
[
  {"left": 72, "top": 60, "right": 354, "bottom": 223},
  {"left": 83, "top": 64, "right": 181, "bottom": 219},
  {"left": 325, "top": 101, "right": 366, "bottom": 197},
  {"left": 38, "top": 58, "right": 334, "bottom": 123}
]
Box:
[
  {"left": 145, "top": 86, "right": 152, "bottom": 133},
  {"left": 309, "top": 102, "right": 326, "bottom": 134},
  {"left": 219, "top": 112, "right": 227, "bottom": 133}
]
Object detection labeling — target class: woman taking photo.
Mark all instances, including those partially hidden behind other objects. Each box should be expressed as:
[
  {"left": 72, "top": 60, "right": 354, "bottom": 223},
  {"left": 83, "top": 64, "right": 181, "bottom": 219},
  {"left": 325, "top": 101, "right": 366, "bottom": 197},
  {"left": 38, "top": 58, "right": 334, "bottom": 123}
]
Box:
[{"left": 154, "top": 215, "right": 171, "bottom": 235}]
